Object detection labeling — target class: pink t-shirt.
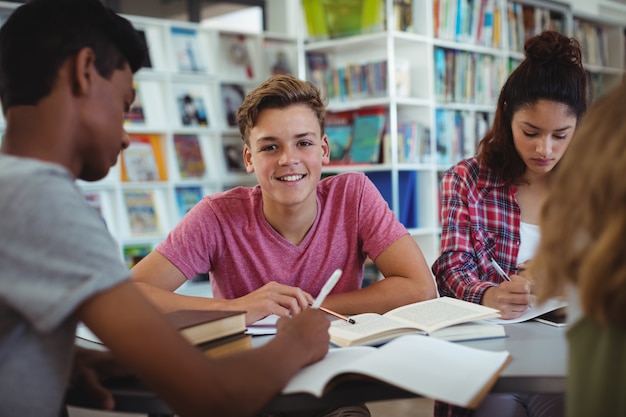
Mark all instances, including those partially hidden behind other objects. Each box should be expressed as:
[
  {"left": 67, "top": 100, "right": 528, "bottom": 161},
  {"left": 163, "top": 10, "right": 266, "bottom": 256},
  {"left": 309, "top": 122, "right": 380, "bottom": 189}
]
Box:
[{"left": 157, "top": 172, "right": 408, "bottom": 299}]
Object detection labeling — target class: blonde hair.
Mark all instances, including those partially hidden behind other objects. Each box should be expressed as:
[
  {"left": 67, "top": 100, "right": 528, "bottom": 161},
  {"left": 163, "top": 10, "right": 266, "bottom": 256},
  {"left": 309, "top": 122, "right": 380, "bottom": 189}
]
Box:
[{"left": 532, "top": 80, "right": 626, "bottom": 327}]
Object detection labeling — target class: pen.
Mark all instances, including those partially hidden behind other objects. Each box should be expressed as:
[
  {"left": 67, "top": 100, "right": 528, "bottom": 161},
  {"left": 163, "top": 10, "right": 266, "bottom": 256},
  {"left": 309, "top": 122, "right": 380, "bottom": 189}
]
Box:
[
  {"left": 318, "top": 306, "right": 356, "bottom": 324},
  {"left": 490, "top": 258, "right": 511, "bottom": 282},
  {"left": 311, "top": 268, "right": 342, "bottom": 308}
]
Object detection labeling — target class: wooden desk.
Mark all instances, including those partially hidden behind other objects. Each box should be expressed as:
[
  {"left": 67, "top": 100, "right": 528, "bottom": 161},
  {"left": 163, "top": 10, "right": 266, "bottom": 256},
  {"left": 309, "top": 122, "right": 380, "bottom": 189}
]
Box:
[{"left": 67, "top": 321, "right": 567, "bottom": 416}]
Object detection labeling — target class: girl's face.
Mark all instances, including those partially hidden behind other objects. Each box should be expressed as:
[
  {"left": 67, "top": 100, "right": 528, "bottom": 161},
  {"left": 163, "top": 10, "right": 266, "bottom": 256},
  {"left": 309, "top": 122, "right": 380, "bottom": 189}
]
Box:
[{"left": 511, "top": 99, "right": 578, "bottom": 180}]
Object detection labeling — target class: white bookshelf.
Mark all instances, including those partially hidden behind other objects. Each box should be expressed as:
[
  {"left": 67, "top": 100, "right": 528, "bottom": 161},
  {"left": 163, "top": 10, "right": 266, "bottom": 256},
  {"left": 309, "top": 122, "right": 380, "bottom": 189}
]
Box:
[
  {"left": 297, "top": 0, "right": 625, "bottom": 267},
  {"left": 0, "top": 0, "right": 623, "bottom": 268}
]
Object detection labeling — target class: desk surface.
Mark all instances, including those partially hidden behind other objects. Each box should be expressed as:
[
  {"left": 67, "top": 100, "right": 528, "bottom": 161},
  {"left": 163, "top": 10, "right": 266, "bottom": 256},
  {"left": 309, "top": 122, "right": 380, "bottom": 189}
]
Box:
[{"left": 68, "top": 320, "right": 567, "bottom": 415}]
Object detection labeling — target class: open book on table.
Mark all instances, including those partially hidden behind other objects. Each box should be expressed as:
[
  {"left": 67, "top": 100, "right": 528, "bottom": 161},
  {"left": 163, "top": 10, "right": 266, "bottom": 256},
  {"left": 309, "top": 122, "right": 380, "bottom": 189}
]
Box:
[
  {"left": 283, "top": 334, "right": 511, "bottom": 409},
  {"left": 330, "top": 297, "right": 503, "bottom": 347}
]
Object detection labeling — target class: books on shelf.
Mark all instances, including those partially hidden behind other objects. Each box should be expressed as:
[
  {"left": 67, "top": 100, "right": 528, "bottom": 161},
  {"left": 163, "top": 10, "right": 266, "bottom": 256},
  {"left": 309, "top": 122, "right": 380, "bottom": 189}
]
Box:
[
  {"left": 122, "top": 189, "right": 161, "bottom": 236},
  {"left": 326, "top": 124, "right": 353, "bottom": 163},
  {"left": 121, "top": 134, "right": 167, "bottom": 182},
  {"left": 329, "top": 297, "right": 502, "bottom": 347},
  {"left": 170, "top": 26, "right": 206, "bottom": 72},
  {"left": 306, "top": 52, "right": 330, "bottom": 100},
  {"left": 325, "top": 59, "right": 389, "bottom": 102},
  {"left": 165, "top": 309, "right": 246, "bottom": 346},
  {"left": 122, "top": 243, "right": 153, "bottom": 269},
  {"left": 220, "top": 83, "right": 246, "bottom": 128},
  {"left": 349, "top": 113, "right": 386, "bottom": 164},
  {"left": 282, "top": 333, "right": 511, "bottom": 409},
  {"left": 175, "top": 186, "right": 204, "bottom": 218},
  {"left": 397, "top": 120, "right": 431, "bottom": 164},
  {"left": 173, "top": 134, "right": 206, "bottom": 178},
  {"left": 325, "top": 111, "right": 353, "bottom": 163},
  {"left": 392, "top": 0, "right": 413, "bottom": 32}
]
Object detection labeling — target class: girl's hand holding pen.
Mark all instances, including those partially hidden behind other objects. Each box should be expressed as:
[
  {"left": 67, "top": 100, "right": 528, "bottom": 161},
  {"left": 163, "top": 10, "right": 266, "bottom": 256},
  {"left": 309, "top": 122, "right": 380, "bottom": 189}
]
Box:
[{"left": 484, "top": 259, "right": 535, "bottom": 319}]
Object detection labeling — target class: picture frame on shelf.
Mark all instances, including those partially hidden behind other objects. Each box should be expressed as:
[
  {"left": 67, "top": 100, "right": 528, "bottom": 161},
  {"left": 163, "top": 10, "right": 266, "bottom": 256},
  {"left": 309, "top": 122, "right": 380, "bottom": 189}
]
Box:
[
  {"left": 263, "top": 39, "right": 296, "bottom": 77},
  {"left": 123, "top": 243, "right": 153, "bottom": 269},
  {"left": 221, "top": 136, "right": 247, "bottom": 173},
  {"left": 170, "top": 26, "right": 206, "bottom": 73},
  {"left": 122, "top": 189, "right": 161, "bottom": 236},
  {"left": 127, "top": 78, "right": 168, "bottom": 130},
  {"left": 124, "top": 80, "right": 146, "bottom": 125},
  {"left": 121, "top": 134, "right": 167, "bottom": 182},
  {"left": 173, "top": 134, "right": 206, "bottom": 178},
  {"left": 220, "top": 83, "right": 246, "bottom": 128},
  {"left": 218, "top": 33, "right": 256, "bottom": 80},
  {"left": 175, "top": 185, "right": 204, "bottom": 218},
  {"left": 173, "top": 85, "right": 210, "bottom": 127},
  {"left": 132, "top": 21, "right": 168, "bottom": 72}
]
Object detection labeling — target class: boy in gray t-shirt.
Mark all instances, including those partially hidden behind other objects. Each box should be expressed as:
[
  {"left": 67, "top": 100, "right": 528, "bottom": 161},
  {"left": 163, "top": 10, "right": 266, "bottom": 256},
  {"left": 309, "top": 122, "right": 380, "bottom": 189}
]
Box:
[{"left": 0, "top": 1, "right": 330, "bottom": 416}]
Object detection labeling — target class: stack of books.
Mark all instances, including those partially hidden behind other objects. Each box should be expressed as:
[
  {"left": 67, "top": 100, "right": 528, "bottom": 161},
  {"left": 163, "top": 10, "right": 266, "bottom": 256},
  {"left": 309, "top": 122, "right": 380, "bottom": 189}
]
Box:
[
  {"left": 77, "top": 309, "right": 251, "bottom": 359},
  {"left": 165, "top": 309, "right": 250, "bottom": 358}
]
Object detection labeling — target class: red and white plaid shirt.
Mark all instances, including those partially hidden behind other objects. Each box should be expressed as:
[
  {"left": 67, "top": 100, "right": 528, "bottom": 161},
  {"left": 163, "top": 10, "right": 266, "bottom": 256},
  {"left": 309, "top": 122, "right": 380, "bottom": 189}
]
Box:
[{"left": 433, "top": 157, "right": 521, "bottom": 305}]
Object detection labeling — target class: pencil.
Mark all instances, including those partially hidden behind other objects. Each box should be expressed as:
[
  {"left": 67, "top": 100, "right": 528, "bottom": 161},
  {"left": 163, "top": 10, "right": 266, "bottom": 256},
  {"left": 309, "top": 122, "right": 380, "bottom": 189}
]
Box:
[{"left": 318, "top": 306, "right": 356, "bottom": 324}]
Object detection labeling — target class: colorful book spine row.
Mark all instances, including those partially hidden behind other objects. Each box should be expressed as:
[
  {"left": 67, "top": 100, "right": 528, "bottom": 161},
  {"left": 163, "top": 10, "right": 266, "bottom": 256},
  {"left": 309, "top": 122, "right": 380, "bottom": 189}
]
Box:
[
  {"left": 574, "top": 19, "right": 611, "bottom": 67},
  {"left": 306, "top": 52, "right": 390, "bottom": 102},
  {"left": 434, "top": 47, "right": 504, "bottom": 105},
  {"left": 508, "top": 2, "right": 566, "bottom": 52},
  {"left": 329, "top": 60, "right": 388, "bottom": 102},
  {"left": 435, "top": 109, "right": 492, "bottom": 166},
  {"left": 396, "top": 121, "right": 431, "bottom": 164},
  {"left": 433, "top": 0, "right": 502, "bottom": 48}
]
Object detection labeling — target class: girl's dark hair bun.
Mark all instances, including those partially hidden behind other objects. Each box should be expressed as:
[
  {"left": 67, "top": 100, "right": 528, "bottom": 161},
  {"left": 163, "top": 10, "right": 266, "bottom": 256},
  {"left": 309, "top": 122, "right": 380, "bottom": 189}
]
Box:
[{"left": 524, "top": 30, "right": 583, "bottom": 67}]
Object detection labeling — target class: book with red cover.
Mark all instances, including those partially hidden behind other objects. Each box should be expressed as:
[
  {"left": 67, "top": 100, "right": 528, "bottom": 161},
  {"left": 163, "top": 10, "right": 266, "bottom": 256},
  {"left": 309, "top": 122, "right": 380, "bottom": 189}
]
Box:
[{"left": 165, "top": 310, "right": 246, "bottom": 346}]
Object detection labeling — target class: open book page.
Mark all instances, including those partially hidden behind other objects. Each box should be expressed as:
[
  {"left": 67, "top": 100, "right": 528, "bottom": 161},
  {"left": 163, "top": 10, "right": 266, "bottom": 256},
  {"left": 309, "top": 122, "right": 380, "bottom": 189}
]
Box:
[
  {"left": 246, "top": 314, "right": 279, "bottom": 335},
  {"left": 282, "top": 334, "right": 511, "bottom": 409},
  {"left": 429, "top": 320, "right": 506, "bottom": 342},
  {"left": 330, "top": 297, "right": 501, "bottom": 347},
  {"left": 486, "top": 297, "right": 567, "bottom": 324},
  {"left": 384, "top": 297, "right": 500, "bottom": 333},
  {"left": 330, "top": 313, "right": 427, "bottom": 347}
]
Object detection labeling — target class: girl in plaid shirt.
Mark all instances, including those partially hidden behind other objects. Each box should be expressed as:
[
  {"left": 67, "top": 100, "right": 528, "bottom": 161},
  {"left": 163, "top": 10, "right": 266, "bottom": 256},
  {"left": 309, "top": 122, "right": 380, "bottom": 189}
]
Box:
[{"left": 432, "top": 31, "right": 587, "bottom": 417}]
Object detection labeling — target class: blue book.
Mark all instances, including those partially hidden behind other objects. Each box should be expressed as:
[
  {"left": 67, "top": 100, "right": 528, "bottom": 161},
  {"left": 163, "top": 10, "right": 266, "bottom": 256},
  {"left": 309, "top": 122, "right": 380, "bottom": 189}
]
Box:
[
  {"left": 349, "top": 114, "right": 386, "bottom": 163},
  {"left": 325, "top": 124, "right": 353, "bottom": 162}
]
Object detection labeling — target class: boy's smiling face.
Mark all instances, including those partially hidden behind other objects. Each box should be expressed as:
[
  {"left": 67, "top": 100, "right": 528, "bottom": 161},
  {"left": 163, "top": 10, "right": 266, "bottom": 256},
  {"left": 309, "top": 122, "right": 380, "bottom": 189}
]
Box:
[{"left": 243, "top": 103, "right": 330, "bottom": 212}]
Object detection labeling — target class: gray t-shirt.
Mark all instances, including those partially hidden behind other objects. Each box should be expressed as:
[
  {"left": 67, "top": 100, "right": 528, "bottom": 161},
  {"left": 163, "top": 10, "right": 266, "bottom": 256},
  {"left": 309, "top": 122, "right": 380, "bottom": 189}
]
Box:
[{"left": 0, "top": 155, "right": 130, "bottom": 416}]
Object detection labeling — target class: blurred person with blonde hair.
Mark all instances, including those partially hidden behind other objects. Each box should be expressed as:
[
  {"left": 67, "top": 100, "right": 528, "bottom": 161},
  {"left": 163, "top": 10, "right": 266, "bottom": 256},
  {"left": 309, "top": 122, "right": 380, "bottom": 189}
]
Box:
[{"left": 531, "top": 79, "right": 626, "bottom": 417}]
